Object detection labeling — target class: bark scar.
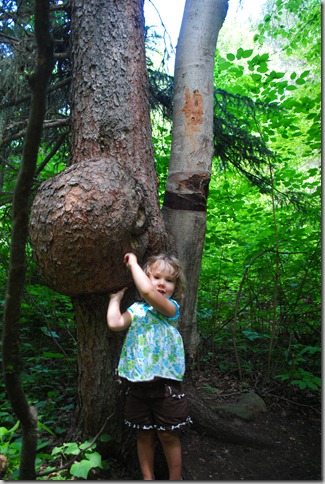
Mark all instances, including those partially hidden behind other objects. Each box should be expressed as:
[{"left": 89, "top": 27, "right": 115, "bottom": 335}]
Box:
[
  {"left": 163, "top": 172, "right": 210, "bottom": 212},
  {"left": 177, "top": 88, "right": 203, "bottom": 150}
]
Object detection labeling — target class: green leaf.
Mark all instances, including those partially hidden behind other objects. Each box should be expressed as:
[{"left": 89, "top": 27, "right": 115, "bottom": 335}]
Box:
[
  {"left": 242, "top": 49, "right": 253, "bottom": 58},
  {"left": 42, "top": 352, "right": 65, "bottom": 359},
  {"left": 226, "top": 53, "right": 235, "bottom": 61},
  {"left": 38, "top": 421, "right": 56, "bottom": 436},
  {"left": 70, "top": 460, "right": 93, "bottom": 479},
  {"left": 1, "top": 442, "right": 9, "bottom": 453},
  {"left": 270, "top": 70, "right": 285, "bottom": 79},
  {"left": 79, "top": 440, "right": 96, "bottom": 451},
  {"left": 218, "top": 59, "right": 233, "bottom": 70},
  {"left": 55, "top": 442, "right": 80, "bottom": 456},
  {"left": 300, "top": 345, "right": 321, "bottom": 355},
  {"left": 85, "top": 451, "right": 103, "bottom": 468},
  {"left": 51, "top": 445, "right": 64, "bottom": 456},
  {"left": 40, "top": 326, "right": 59, "bottom": 338},
  {"left": 99, "top": 434, "right": 112, "bottom": 442},
  {"left": 251, "top": 73, "right": 262, "bottom": 82},
  {"left": 236, "top": 47, "right": 244, "bottom": 59},
  {"left": 9, "top": 421, "right": 20, "bottom": 434},
  {"left": 0, "top": 427, "right": 9, "bottom": 438},
  {"left": 296, "top": 77, "right": 306, "bottom": 85},
  {"left": 37, "top": 440, "right": 51, "bottom": 451},
  {"left": 257, "top": 62, "right": 268, "bottom": 73},
  {"left": 0, "top": 421, "right": 20, "bottom": 438}
]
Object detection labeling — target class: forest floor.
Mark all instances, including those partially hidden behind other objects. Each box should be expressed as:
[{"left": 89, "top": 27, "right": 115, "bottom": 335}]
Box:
[{"left": 105, "top": 363, "right": 322, "bottom": 481}]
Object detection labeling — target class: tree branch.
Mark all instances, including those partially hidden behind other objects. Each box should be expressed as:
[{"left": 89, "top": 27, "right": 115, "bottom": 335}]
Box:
[
  {"left": 1, "top": 118, "right": 70, "bottom": 146},
  {"left": 2, "top": 0, "right": 55, "bottom": 479},
  {"left": 0, "top": 77, "right": 71, "bottom": 111}
]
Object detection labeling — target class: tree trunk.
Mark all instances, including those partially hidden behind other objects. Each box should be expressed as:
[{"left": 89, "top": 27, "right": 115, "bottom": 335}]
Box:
[
  {"left": 2, "top": 1, "right": 54, "bottom": 479},
  {"left": 162, "top": 0, "right": 229, "bottom": 359},
  {"left": 72, "top": 295, "right": 123, "bottom": 437},
  {"left": 29, "top": 0, "right": 168, "bottom": 297},
  {"left": 70, "top": 0, "right": 164, "bottom": 246},
  {"left": 28, "top": 0, "right": 167, "bottom": 460},
  {"left": 71, "top": 294, "right": 140, "bottom": 463},
  {"left": 161, "top": 0, "right": 275, "bottom": 451},
  {"left": 67, "top": 0, "right": 166, "bottom": 446}
]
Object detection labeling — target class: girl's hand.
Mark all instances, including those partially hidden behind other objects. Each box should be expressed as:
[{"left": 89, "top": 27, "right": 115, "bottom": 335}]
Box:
[
  {"left": 124, "top": 252, "right": 138, "bottom": 269},
  {"left": 109, "top": 287, "right": 127, "bottom": 302}
]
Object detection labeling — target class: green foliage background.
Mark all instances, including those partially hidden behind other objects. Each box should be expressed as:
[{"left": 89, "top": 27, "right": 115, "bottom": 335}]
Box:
[
  {"left": 153, "top": 0, "right": 321, "bottom": 388},
  {"left": 0, "top": 0, "right": 321, "bottom": 479}
]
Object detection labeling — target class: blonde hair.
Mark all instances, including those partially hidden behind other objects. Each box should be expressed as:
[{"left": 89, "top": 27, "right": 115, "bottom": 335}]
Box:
[{"left": 143, "top": 253, "right": 186, "bottom": 301}]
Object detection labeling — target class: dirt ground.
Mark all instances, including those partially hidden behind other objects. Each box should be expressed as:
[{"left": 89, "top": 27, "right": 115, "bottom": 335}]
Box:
[
  {"left": 181, "top": 405, "right": 321, "bottom": 480},
  {"left": 179, "top": 367, "right": 322, "bottom": 481},
  {"left": 106, "top": 366, "right": 322, "bottom": 481}
]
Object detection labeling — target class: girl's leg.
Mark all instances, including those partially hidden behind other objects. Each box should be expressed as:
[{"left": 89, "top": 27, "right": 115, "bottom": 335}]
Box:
[
  {"left": 137, "top": 429, "right": 156, "bottom": 480},
  {"left": 157, "top": 430, "right": 182, "bottom": 480}
]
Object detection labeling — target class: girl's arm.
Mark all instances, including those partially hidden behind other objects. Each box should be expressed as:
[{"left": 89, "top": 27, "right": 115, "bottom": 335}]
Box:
[
  {"left": 107, "top": 288, "right": 132, "bottom": 331},
  {"left": 124, "top": 253, "right": 177, "bottom": 318}
]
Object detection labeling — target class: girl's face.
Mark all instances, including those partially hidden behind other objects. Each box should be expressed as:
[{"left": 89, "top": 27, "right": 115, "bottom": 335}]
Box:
[{"left": 148, "top": 261, "right": 176, "bottom": 299}]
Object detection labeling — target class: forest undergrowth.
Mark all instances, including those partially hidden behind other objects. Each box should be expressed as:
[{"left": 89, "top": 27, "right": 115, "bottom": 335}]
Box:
[{"left": 0, "top": 327, "right": 321, "bottom": 480}]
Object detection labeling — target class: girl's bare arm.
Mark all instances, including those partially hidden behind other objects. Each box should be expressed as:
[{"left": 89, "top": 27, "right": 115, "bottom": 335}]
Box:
[
  {"left": 107, "top": 288, "right": 132, "bottom": 331},
  {"left": 124, "top": 253, "right": 176, "bottom": 318}
]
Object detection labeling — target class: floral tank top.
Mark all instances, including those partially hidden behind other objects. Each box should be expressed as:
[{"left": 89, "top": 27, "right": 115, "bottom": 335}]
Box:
[{"left": 117, "top": 300, "right": 185, "bottom": 382}]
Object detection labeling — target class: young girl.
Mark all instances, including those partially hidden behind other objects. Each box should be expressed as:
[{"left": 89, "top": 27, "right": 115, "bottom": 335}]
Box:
[{"left": 107, "top": 252, "right": 191, "bottom": 480}]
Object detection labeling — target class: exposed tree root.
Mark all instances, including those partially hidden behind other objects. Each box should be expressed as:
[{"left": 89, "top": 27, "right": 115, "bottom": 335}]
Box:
[{"left": 185, "top": 380, "right": 275, "bottom": 448}]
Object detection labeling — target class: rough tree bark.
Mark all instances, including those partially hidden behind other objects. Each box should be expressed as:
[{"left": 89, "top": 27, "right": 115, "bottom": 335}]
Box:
[
  {"left": 30, "top": 0, "right": 167, "bottom": 297},
  {"left": 2, "top": 0, "right": 54, "bottom": 479}
]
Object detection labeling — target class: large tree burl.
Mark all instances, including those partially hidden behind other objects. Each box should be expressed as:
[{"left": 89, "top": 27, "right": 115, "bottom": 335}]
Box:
[{"left": 29, "top": 158, "right": 150, "bottom": 296}]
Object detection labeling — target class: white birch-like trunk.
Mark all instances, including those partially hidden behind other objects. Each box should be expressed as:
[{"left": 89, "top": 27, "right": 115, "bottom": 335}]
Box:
[{"left": 162, "top": 0, "right": 228, "bottom": 359}]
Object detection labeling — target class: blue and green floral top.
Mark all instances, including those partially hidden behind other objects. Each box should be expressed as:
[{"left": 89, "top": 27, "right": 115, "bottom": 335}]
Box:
[{"left": 117, "top": 300, "right": 185, "bottom": 382}]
